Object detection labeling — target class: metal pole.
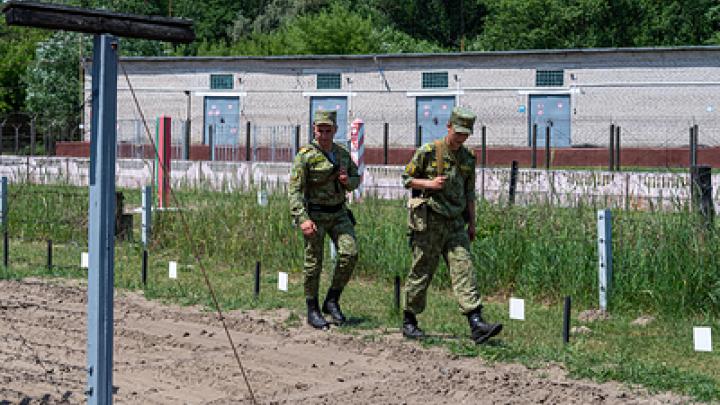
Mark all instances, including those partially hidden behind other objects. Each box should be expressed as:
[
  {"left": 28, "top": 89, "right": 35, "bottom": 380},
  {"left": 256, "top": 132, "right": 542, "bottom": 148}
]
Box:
[
  {"left": 245, "top": 121, "right": 251, "bottom": 161},
  {"left": 1, "top": 176, "right": 6, "bottom": 268},
  {"left": 30, "top": 118, "right": 36, "bottom": 156},
  {"left": 47, "top": 239, "right": 52, "bottom": 270},
  {"left": 563, "top": 296, "right": 571, "bottom": 344},
  {"left": 383, "top": 123, "right": 389, "bottom": 165},
  {"left": 597, "top": 209, "right": 612, "bottom": 312},
  {"left": 692, "top": 124, "right": 699, "bottom": 167},
  {"left": 254, "top": 261, "right": 260, "bottom": 299},
  {"left": 481, "top": 125, "right": 487, "bottom": 168},
  {"left": 184, "top": 90, "right": 191, "bottom": 160},
  {"left": 294, "top": 125, "right": 301, "bottom": 157},
  {"left": 416, "top": 126, "right": 422, "bottom": 148},
  {"left": 208, "top": 124, "right": 215, "bottom": 161},
  {"left": 691, "top": 165, "right": 714, "bottom": 226},
  {"left": 545, "top": 126, "right": 551, "bottom": 170},
  {"left": 509, "top": 160, "right": 518, "bottom": 205},
  {"left": 87, "top": 35, "right": 118, "bottom": 405},
  {"left": 689, "top": 126, "right": 695, "bottom": 168},
  {"left": 531, "top": 124, "right": 537, "bottom": 169},
  {"left": 394, "top": 275, "right": 401, "bottom": 310},
  {"left": 609, "top": 123, "right": 615, "bottom": 172},
  {"left": 14, "top": 126, "right": 19, "bottom": 154},
  {"left": 614, "top": 126, "right": 621, "bottom": 171},
  {"left": 141, "top": 249, "right": 148, "bottom": 287},
  {"left": 141, "top": 186, "right": 151, "bottom": 249}
]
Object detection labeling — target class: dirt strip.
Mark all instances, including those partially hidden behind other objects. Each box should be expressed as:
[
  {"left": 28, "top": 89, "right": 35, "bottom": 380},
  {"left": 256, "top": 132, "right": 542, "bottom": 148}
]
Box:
[{"left": 0, "top": 278, "right": 689, "bottom": 404}]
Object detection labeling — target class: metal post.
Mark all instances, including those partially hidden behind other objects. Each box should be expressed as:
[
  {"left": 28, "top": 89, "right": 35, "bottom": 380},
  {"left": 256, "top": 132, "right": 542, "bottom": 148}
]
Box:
[
  {"left": 245, "top": 121, "right": 251, "bottom": 161},
  {"left": 563, "top": 296, "right": 571, "bottom": 344},
  {"left": 481, "top": 126, "right": 487, "bottom": 168},
  {"left": 13, "top": 126, "right": 20, "bottom": 154},
  {"left": 47, "top": 239, "right": 52, "bottom": 270},
  {"left": 509, "top": 160, "right": 518, "bottom": 205},
  {"left": 1, "top": 177, "right": 7, "bottom": 269},
  {"left": 689, "top": 126, "right": 696, "bottom": 167},
  {"left": 254, "top": 261, "right": 260, "bottom": 299},
  {"left": 597, "top": 209, "right": 612, "bottom": 312},
  {"left": 609, "top": 124, "right": 615, "bottom": 172},
  {"left": 394, "top": 275, "right": 401, "bottom": 310},
  {"left": 294, "top": 125, "right": 301, "bottom": 157},
  {"left": 141, "top": 186, "right": 151, "bottom": 249},
  {"left": 692, "top": 124, "right": 699, "bottom": 167},
  {"left": 208, "top": 124, "right": 214, "bottom": 161},
  {"left": 416, "top": 126, "right": 422, "bottom": 148},
  {"left": 545, "top": 126, "right": 551, "bottom": 170},
  {"left": 614, "top": 126, "right": 621, "bottom": 171},
  {"left": 531, "top": 124, "right": 537, "bottom": 169},
  {"left": 691, "top": 165, "right": 714, "bottom": 226},
  {"left": 30, "top": 118, "right": 36, "bottom": 156},
  {"left": 141, "top": 249, "right": 148, "bottom": 287},
  {"left": 383, "top": 123, "right": 389, "bottom": 165},
  {"left": 183, "top": 90, "right": 191, "bottom": 160},
  {"left": 87, "top": 34, "right": 118, "bottom": 405}
]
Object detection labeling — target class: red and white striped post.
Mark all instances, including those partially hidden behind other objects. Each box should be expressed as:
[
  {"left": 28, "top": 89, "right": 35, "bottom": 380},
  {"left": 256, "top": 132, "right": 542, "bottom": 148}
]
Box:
[{"left": 350, "top": 118, "right": 365, "bottom": 201}]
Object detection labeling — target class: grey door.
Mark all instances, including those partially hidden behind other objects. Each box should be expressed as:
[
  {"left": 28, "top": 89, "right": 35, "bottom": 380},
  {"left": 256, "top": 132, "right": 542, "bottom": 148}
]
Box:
[
  {"left": 204, "top": 96, "right": 240, "bottom": 145},
  {"left": 310, "top": 96, "right": 348, "bottom": 144},
  {"left": 529, "top": 95, "right": 571, "bottom": 147},
  {"left": 416, "top": 96, "right": 455, "bottom": 144}
]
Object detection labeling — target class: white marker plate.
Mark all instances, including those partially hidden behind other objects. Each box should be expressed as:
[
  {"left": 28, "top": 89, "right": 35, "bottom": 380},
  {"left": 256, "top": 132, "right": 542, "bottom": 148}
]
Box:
[
  {"left": 509, "top": 298, "right": 525, "bottom": 320},
  {"left": 694, "top": 327, "right": 712, "bottom": 352},
  {"left": 81, "top": 252, "right": 89, "bottom": 268},
  {"left": 278, "top": 272, "right": 288, "bottom": 292},
  {"left": 169, "top": 261, "right": 177, "bottom": 279}
]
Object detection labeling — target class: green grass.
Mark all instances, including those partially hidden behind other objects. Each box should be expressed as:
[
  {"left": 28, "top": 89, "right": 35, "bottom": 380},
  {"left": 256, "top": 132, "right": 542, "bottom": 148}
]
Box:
[{"left": 2, "top": 183, "right": 720, "bottom": 401}]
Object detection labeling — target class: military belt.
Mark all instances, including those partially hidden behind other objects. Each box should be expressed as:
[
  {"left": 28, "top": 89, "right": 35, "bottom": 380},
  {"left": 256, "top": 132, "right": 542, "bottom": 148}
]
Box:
[{"left": 308, "top": 202, "right": 344, "bottom": 213}]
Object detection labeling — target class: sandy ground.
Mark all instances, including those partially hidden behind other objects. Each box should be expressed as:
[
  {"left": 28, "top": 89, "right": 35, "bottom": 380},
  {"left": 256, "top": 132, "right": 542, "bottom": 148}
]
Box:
[{"left": 0, "top": 278, "right": 690, "bottom": 404}]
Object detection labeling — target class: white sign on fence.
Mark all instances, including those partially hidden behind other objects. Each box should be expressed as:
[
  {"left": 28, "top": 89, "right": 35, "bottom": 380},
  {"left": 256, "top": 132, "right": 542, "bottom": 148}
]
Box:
[
  {"left": 81, "top": 252, "right": 89, "bottom": 268},
  {"left": 278, "top": 272, "right": 288, "bottom": 292},
  {"left": 509, "top": 298, "right": 525, "bottom": 320},
  {"left": 694, "top": 327, "right": 712, "bottom": 352},
  {"left": 169, "top": 261, "right": 177, "bottom": 279}
]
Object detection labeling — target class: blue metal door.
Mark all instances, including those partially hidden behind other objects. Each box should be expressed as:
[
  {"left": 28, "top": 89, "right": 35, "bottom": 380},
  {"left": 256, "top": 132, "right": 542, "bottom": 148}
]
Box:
[
  {"left": 529, "top": 95, "right": 571, "bottom": 147},
  {"left": 310, "top": 96, "right": 348, "bottom": 143},
  {"left": 416, "top": 96, "right": 455, "bottom": 144},
  {"left": 204, "top": 96, "right": 240, "bottom": 145}
]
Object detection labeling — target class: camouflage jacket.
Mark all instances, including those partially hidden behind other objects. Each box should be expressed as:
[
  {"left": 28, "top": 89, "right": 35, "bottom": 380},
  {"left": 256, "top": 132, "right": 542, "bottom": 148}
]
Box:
[
  {"left": 288, "top": 140, "right": 360, "bottom": 224},
  {"left": 402, "top": 140, "right": 476, "bottom": 219}
]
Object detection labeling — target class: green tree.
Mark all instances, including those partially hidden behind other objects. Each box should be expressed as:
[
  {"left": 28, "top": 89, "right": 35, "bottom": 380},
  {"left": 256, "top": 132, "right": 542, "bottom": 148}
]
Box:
[{"left": 0, "top": 22, "right": 49, "bottom": 113}]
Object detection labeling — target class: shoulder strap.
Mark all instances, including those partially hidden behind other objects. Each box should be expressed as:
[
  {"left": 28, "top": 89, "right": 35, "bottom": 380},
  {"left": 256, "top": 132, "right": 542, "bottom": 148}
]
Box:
[{"left": 433, "top": 139, "right": 445, "bottom": 176}]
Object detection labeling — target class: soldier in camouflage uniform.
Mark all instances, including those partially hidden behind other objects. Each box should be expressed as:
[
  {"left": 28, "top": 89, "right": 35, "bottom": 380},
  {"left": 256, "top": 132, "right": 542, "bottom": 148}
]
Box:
[
  {"left": 401, "top": 106, "right": 502, "bottom": 344},
  {"left": 289, "top": 110, "right": 361, "bottom": 329}
]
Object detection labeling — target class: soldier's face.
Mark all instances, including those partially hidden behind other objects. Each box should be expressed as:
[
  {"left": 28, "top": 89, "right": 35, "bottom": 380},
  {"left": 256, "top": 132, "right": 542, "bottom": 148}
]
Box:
[
  {"left": 446, "top": 124, "right": 470, "bottom": 150},
  {"left": 313, "top": 124, "right": 337, "bottom": 147}
]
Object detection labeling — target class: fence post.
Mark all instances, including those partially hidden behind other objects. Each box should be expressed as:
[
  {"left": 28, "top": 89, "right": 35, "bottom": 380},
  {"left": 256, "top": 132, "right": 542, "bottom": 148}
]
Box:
[
  {"left": 509, "top": 160, "right": 518, "bottom": 206},
  {"left": 30, "top": 118, "right": 36, "bottom": 156},
  {"left": 481, "top": 125, "right": 487, "bottom": 168},
  {"left": 614, "top": 126, "right": 621, "bottom": 171},
  {"left": 531, "top": 123, "right": 537, "bottom": 169},
  {"left": 183, "top": 121, "right": 191, "bottom": 160},
  {"left": 545, "top": 126, "right": 551, "bottom": 170},
  {"left": 13, "top": 126, "right": 19, "bottom": 154},
  {"left": 691, "top": 165, "right": 714, "bottom": 226},
  {"left": 294, "top": 125, "right": 301, "bottom": 157},
  {"left": 254, "top": 261, "right": 261, "bottom": 299},
  {"left": 597, "top": 209, "right": 612, "bottom": 312},
  {"left": 609, "top": 123, "right": 615, "bottom": 172},
  {"left": 1, "top": 177, "right": 7, "bottom": 268},
  {"left": 245, "top": 121, "right": 251, "bottom": 161},
  {"left": 563, "top": 296, "right": 571, "bottom": 344},
  {"left": 415, "top": 126, "right": 422, "bottom": 148},
  {"left": 383, "top": 122, "right": 389, "bottom": 165},
  {"left": 47, "top": 239, "right": 52, "bottom": 270},
  {"left": 208, "top": 124, "right": 215, "bottom": 161}
]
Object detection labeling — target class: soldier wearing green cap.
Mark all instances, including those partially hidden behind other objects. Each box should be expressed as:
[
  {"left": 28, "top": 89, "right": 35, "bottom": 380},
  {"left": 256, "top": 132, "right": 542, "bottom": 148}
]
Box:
[
  {"left": 289, "top": 109, "right": 361, "bottom": 329},
  {"left": 401, "top": 106, "right": 502, "bottom": 344}
]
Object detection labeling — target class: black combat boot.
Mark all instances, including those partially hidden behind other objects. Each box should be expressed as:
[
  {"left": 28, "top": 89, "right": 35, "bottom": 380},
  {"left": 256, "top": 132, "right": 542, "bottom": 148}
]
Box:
[
  {"left": 306, "top": 297, "right": 330, "bottom": 330},
  {"left": 402, "top": 310, "right": 425, "bottom": 340},
  {"left": 322, "top": 288, "right": 346, "bottom": 325},
  {"left": 467, "top": 307, "right": 502, "bottom": 344}
]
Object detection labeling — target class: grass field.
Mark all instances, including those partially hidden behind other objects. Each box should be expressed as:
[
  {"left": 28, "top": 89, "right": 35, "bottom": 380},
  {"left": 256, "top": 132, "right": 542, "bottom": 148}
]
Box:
[{"left": 2, "top": 183, "right": 720, "bottom": 401}]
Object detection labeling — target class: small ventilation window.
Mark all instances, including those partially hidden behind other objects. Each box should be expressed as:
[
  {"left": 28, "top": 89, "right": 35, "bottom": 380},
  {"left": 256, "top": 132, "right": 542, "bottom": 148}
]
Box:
[
  {"left": 210, "top": 74, "right": 233, "bottom": 90},
  {"left": 317, "top": 73, "right": 341, "bottom": 90},
  {"left": 422, "top": 72, "right": 448, "bottom": 89},
  {"left": 536, "top": 70, "right": 564, "bottom": 87}
]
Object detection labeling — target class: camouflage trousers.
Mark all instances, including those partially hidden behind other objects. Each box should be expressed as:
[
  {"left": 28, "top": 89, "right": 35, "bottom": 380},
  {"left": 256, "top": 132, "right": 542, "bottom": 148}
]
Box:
[
  {"left": 405, "top": 209, "right": 481, "bottom": 315},
  {"left": 302, "top": 209, "right": 358, "bottom": 299}
]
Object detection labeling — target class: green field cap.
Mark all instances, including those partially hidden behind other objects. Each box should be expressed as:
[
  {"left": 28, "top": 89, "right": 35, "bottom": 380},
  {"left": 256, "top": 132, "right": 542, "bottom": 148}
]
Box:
[
  {"left": 314, "top": 110, "right": 337, "bottom": 126},
  {"left": 449, "top": 106, "right": 476, "bottom": 134}
]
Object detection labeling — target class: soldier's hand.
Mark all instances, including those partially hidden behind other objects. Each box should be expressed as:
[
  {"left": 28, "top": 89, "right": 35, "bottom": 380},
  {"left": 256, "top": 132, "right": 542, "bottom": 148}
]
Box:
[
  {"left": 426, "top": 175, "right": 447, "bottom": 190},
  {"left": 338, "top": 167, "right": 349, "bottom": 185},
  {"left": 300, "top": 220, "right": 318, "bottom": 237}
]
